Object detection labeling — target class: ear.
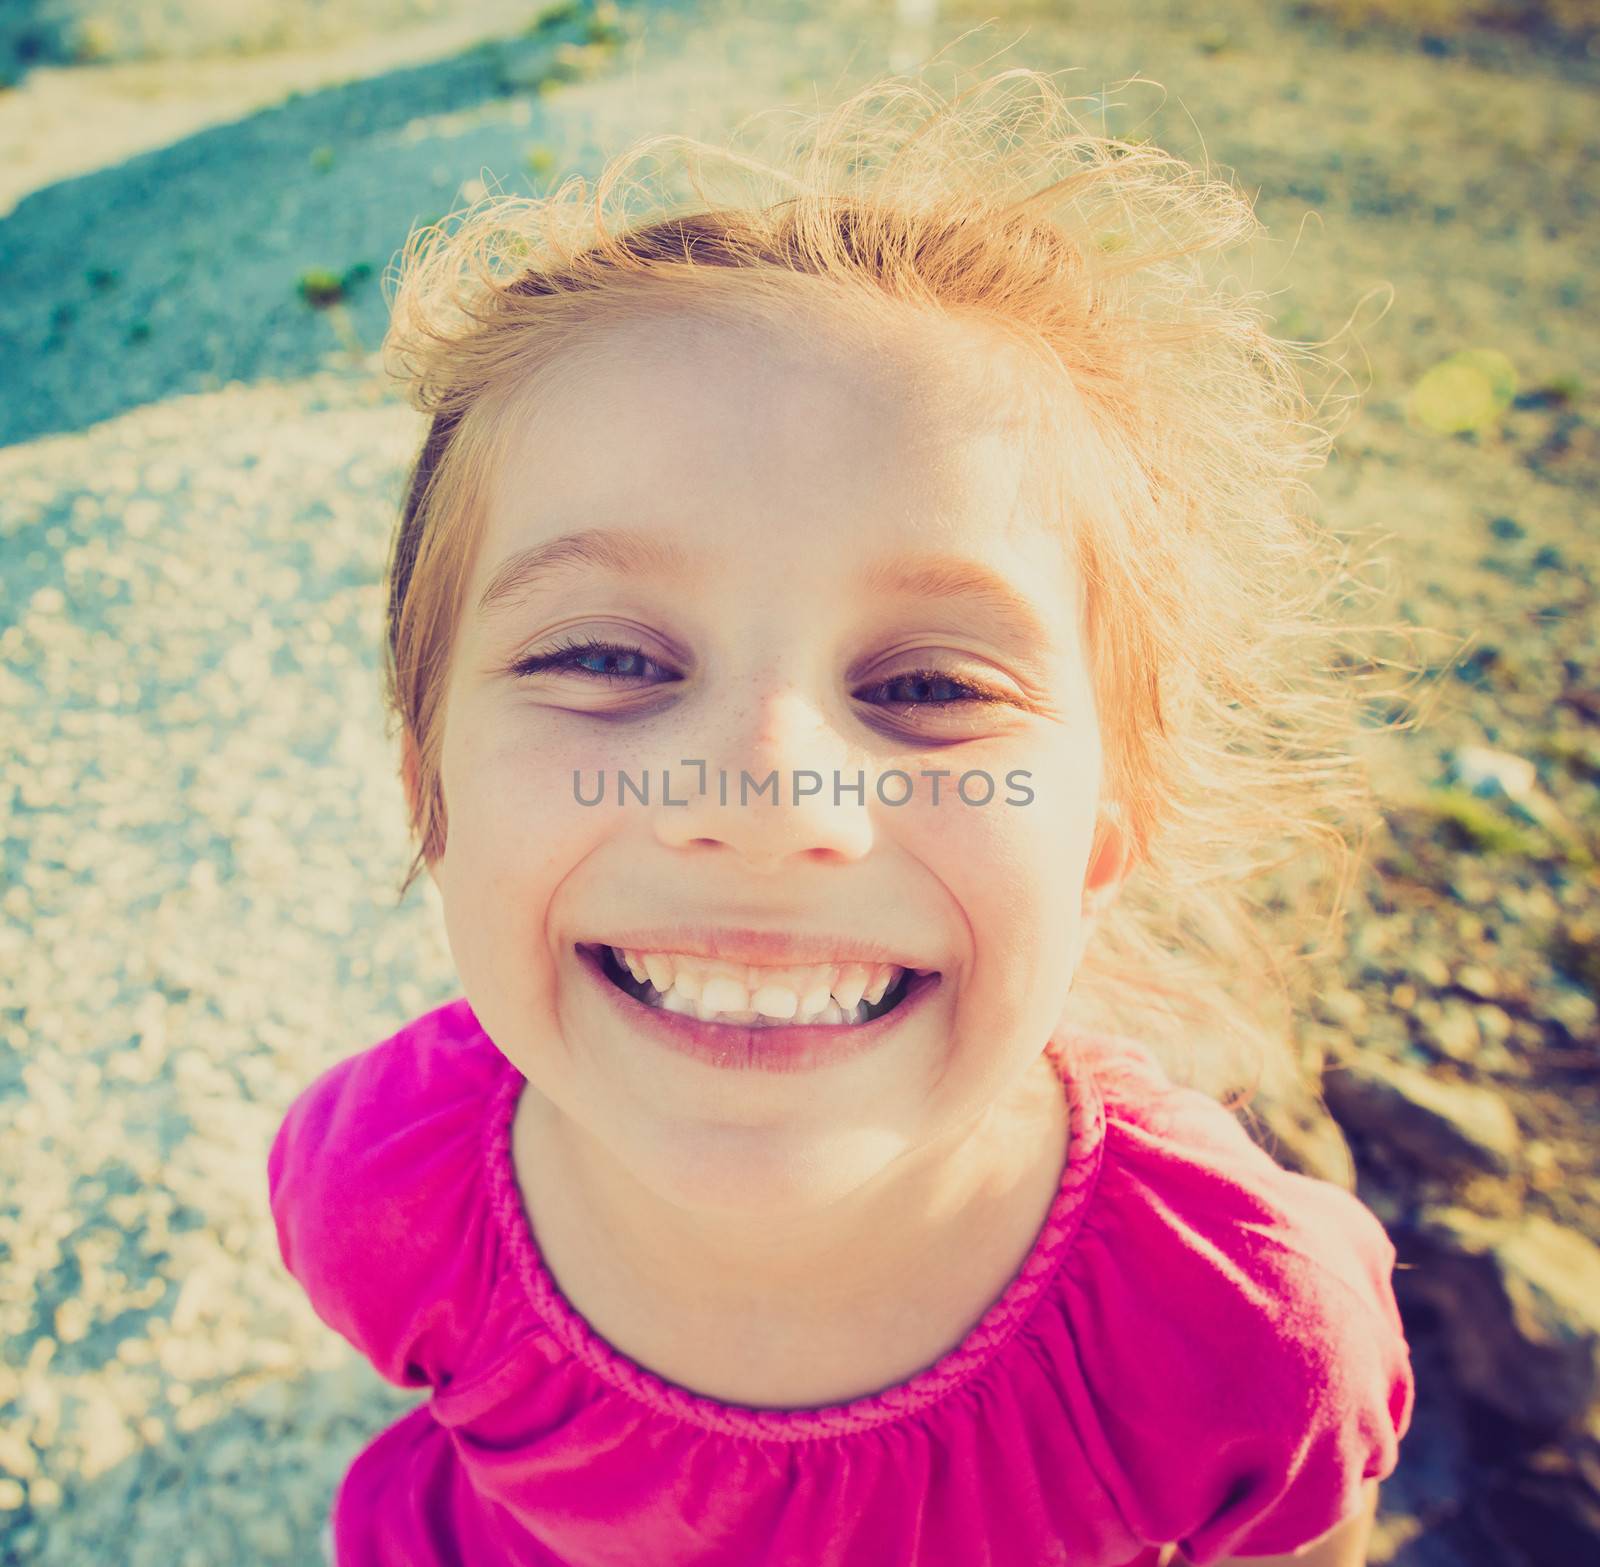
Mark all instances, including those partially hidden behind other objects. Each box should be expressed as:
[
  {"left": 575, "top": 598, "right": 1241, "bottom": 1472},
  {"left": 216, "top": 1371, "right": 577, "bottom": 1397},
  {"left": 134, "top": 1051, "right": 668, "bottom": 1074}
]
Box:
[
  {"left": 1082, "top": 800, "right": 1136, "bottom": 924},
  {"left": 1070, "top": 802, "right": 1136, "bottom": 976}
]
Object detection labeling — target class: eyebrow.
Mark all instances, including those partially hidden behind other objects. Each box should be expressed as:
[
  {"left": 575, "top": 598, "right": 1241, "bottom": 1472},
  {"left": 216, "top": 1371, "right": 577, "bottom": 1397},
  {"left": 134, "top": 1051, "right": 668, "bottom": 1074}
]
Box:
[
  {"left": 861, "top": 553, "right": 1056, "bottom": 651},
  {"left": 476, "top": 527, "right": 694, "bottom": 619},
  {"left": 475, "top": 526, "right": 1057, "bottom": 650}
]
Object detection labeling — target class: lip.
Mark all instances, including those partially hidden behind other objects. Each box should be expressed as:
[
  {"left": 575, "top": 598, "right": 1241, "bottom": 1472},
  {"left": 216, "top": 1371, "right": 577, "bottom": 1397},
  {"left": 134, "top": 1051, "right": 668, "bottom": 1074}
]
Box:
[
  {"left": 578, "top": 926, "right": 936, "bottom": 973},
  {"left": 574, "top": 942, "right": 944, "bottom": 1074}
]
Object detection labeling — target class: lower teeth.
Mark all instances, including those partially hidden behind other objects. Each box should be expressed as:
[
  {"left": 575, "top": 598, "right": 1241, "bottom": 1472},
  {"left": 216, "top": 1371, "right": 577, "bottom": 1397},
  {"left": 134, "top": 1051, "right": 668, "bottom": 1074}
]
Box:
[{"left": 647, "top": 989, "right": 873, "bottom": 1026}]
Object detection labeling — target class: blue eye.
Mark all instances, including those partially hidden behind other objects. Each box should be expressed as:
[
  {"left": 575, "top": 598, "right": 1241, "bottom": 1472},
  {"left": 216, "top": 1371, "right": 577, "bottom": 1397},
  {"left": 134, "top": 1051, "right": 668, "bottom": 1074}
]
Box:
[
  {"left": 866, "top": 670, "right": 1006, "bottom": 708},
  {"left": 510, "top": 635, "right": 668, "bottom": 685}
]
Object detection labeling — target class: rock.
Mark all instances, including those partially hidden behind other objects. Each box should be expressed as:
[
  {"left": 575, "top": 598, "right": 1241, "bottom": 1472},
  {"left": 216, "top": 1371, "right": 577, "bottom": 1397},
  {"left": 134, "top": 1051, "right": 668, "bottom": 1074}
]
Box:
[
  {"left": 1416, "top": 996, "right": 1483, "bottom": 1063},
  {"left": 1478, "top": 1442, "right": 1600, "bottom": 1565},
  {"left": 1474, "top": 1004, "right": 1514, "bottom": 1047},
  {"left": 1454, "top": 964, "right": 1501, "bottom": 1001},
  {"left": 1322, "top": 1053, "right": 1522, "bottom": 1178},
  {"left": 1398, "top": 1207, "right": 1600, "bottom": 1437}
]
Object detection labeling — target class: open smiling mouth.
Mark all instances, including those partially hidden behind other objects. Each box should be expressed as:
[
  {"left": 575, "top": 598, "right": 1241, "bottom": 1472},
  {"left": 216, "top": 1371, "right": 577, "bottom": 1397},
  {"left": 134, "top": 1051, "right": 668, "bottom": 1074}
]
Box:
[{"left": 575, "top": 942, "right": 939, "bottom": 1029}]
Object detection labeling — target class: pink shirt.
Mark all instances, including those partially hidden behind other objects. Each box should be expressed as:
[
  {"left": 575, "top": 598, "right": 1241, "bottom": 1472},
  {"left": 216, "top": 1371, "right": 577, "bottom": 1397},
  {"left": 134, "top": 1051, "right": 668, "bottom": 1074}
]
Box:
[{"left": 267, "top": 996, "right": 1414, "bottom": 1566}]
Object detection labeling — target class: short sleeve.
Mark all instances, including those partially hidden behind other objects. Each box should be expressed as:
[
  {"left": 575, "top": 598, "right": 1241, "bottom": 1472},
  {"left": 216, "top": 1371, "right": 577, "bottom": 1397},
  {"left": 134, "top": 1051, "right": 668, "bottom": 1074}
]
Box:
[
  {"left": 266, "top": 1000, "right": 505, "bottom": 1392},
  {"left": 1059, "top": 1034, "right": 1416, "bottom": 1565}
]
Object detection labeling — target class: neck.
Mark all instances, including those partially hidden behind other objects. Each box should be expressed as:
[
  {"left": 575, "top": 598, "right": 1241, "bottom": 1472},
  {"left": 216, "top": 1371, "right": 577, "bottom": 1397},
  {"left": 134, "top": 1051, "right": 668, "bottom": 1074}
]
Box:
[{"left": 511, "top": 1051, "right": 1070, "bottom": 1341}]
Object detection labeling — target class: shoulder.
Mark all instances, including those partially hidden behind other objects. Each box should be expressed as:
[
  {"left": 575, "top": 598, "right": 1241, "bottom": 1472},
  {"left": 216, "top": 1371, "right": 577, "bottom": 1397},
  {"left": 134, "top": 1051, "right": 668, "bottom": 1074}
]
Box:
[
  {"left": 267, "top": 995, "right": 510, "bottom": 1390},
  {"left": 274, "top": 993, "right": 504, "bottom": 1130},
  {"left": 267, "top": 995, "right": 504, "bottom": 1217},
  {"left": 1067, "top": 1032, "right": 1402, "bottom": 1319},
  {"left": 1055, "top": 1032, "right": 1415, "bottom": 1564}
]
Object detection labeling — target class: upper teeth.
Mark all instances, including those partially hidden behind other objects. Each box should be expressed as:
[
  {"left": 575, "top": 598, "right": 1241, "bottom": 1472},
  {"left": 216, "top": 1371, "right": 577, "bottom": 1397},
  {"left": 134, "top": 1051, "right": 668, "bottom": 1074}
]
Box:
[{"left": 609, "top": 947, "right": 904, "bottom": 1024}]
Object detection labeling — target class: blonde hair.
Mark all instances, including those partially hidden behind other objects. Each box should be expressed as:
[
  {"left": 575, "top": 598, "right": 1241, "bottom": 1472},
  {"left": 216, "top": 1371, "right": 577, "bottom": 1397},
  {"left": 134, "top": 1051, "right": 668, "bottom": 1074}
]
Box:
[{"left": 379, "top": 65, "right": 1434, "bottom": 1112}]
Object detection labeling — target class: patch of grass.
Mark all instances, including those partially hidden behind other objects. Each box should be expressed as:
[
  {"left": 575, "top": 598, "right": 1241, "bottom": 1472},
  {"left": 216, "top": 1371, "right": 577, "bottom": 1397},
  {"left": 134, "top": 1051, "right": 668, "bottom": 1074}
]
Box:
[
  {"left": 309, "top": 145, "right": 336, "bottom": 174},
  {"left": 297, "top": 262, "right": 373, "bottom": 309},
  {"left": 524, "top": 144, "right": 557, "bottom": 179},
  {"left": 495, "top": 32, "right": 615, "bottom": 97},
  {"left": 298, "top": 269, "right": 344, "bottom": 307},
  {"left": 521, "top": 0, "right": 626, "bottom": 44},
  {"left": 1416, "top": 787, "right": 1547, "bottom": 858},
  {"left": 550, "top": 40, "right": 606, "bottom": 80},
  {"left": 525, "top": 0, "right": 585, "bottom": 34},
  {"left": 70, "top": 18, "right": 116, "bottom": 64},
  {"left": 585, "top": 2, "right": 628, "bottom": 46}
]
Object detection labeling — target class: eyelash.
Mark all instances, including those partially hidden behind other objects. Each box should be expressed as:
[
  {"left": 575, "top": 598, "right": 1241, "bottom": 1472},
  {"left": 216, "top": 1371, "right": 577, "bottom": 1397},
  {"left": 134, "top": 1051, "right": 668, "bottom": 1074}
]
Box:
[{"left": 509, "top": 634, "right": 1010, "bottom": 713}]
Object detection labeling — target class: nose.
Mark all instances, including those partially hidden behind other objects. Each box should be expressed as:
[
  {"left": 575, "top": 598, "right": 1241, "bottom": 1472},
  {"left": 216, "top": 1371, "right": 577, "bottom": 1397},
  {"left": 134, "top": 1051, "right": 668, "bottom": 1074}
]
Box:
[{"left": 651, "top": 676, "right": 875, "bottom": 872}]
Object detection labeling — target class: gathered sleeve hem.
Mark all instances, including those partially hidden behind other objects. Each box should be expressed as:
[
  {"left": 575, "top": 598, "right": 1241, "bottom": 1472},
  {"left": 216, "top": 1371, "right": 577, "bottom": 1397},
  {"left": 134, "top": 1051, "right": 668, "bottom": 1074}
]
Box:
[{"left": 267, "top": 998, "right": 506, "bottom": 1392}]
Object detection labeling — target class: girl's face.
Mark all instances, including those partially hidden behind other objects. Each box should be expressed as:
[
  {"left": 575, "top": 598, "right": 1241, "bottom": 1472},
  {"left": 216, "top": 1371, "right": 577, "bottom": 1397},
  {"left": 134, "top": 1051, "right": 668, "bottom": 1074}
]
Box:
[{"left": 422, "top": 300, "right": 1131, "bottom": 1224}]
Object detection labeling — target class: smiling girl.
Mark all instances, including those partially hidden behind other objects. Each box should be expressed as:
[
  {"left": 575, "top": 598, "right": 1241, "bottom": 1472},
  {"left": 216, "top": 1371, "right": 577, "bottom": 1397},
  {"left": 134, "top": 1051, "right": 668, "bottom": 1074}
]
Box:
[{"left": 271, "top": 66, "right": 1415, "bottom": 1567}]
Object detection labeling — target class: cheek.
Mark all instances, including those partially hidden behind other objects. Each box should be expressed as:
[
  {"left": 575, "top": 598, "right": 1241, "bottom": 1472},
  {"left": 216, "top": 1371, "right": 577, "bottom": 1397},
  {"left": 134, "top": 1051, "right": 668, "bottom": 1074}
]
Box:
[
  {"left": 434, "top": 770, "right": 574, "bottom": 1022},
  {"left": 435, "top": 721, "right": 601, "bottom": 961},
  {"left": 927, "top": 761, "right": 1076, "bottom": 889},
  {"left": 924, "top": 765, "right": 1095, "bottom": 1006},
  {"left": 450, "top": 715, "right": 605, "bottom": 854}
]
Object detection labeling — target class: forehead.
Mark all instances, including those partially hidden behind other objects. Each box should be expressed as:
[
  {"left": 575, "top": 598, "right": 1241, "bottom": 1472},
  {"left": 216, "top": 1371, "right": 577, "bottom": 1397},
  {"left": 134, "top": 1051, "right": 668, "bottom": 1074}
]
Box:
[
  {"left": 555, "top": 282, "right": 1054, "bottom": 424},
  {"left": 481, "top": 289, "right": 1071, "bottom": 557}
]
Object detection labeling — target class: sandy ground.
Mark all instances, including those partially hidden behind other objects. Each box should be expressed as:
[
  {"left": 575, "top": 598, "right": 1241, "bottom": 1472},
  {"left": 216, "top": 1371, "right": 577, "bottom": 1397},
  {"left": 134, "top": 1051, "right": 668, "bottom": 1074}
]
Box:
[{"left": 2, "top": 1, "right": 1597, "bottom": 1562}]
